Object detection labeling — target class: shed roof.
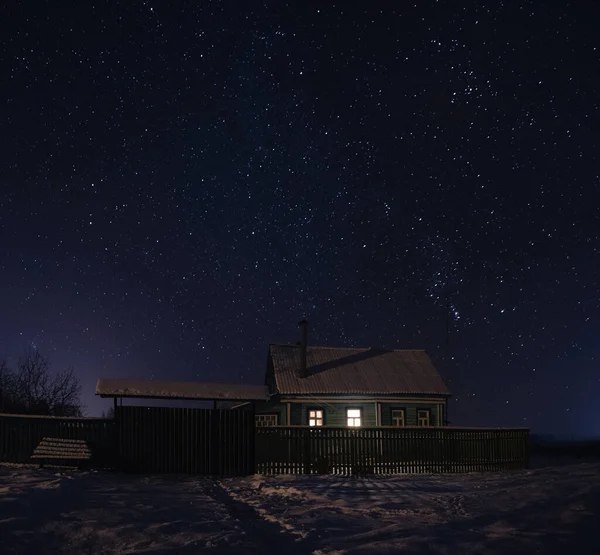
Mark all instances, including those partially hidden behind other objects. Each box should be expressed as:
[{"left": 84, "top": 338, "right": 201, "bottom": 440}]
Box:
[
  {"left": 269, "top": 344, "right": 450, "bottom": 396},
  {"left": 95, "top": 379, "right": 269, "bottom": 401}
]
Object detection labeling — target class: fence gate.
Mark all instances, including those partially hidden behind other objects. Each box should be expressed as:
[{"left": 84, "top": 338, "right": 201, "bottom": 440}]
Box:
[{"left": 115, "top": 406, "right": 254, "bottom": 475}]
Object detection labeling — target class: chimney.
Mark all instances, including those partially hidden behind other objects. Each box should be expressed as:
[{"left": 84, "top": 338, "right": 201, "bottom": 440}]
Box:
[{"left": 298, "top": 319, "right": 308, "bottom": 378}]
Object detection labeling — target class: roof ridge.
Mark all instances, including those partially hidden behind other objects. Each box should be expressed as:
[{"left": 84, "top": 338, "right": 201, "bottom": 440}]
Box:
[
  {"left": 270, "top": 343, "right": 426, "bottom": 352},
  {"left": 269, "top": 344, "right": 370, "bottom": 351}
]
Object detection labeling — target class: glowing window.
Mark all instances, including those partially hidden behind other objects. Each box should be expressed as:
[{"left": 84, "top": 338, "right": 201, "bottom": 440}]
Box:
[
  {"left": 347, "top": 408, "right": 361, "bottom": 427},
  {"left": 308, "top": 409, "right": 323, "bottom": 426}
]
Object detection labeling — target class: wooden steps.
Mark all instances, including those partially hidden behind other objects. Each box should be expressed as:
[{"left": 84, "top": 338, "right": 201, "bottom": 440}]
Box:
[{"left": 31, "top": 437, "right": 92, "bottom": 468}]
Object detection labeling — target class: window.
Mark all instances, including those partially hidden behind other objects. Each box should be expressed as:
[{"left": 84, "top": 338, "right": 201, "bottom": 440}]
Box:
[
  {"left": 308, "top": 409, "right": 323, "bottom": 426},
  {"left": 255, "top": 414, "right": 278, "bottom": 427},
  {"left": 417, "top": 410, "right": 430, "bottom": 427},
  {"left": 347, "top": 408, "right": 362, "bottom": 427},
  {"left": 391, "top": 409, "right": 405, "bottom": 427}
]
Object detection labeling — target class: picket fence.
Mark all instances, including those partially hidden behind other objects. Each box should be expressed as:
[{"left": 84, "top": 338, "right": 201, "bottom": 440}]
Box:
[
  {"left": 0, "top": 412, "right": 529, "bottom": 475},
  {"left": 255, "top": 426, "right": 529, "bottom": 475}
]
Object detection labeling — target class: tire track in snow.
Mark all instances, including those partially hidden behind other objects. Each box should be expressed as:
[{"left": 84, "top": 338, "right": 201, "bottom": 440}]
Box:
[{"left": 204, "top": 480, "right": 313, "bottom": 554}]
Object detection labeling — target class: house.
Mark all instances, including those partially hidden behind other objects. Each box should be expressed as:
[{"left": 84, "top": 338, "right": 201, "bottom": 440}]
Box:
[{"left": 253, "top": 321, "right": 451, "bottom": 428}]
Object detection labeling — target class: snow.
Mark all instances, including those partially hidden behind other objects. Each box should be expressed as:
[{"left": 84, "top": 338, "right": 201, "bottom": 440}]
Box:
[
  {"left": 1, "top": 459, "right": 599, "bottom": 554},
  {"left": 95, "top": 378, "right": 269, "bottom": 401}
]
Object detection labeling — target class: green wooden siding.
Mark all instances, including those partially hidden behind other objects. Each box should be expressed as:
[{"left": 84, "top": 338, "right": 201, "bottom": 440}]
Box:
[
  {"left": 380, "top": 402, "right": 445, "bottom": 426},
  {"left": 279, "top": 403, "right": 288, "bottom": 426},
  {"left": 290, "top": 402, "right": 303, "bottom": 425},
  {"left": 289, "top": 402, "right": 377, "bottom": 427},
  {"left": 254, "top": 401, "right": 287, "bottom": 425},
  {"left": 255, "top": 398, "right": 447, "bottom": 427}
]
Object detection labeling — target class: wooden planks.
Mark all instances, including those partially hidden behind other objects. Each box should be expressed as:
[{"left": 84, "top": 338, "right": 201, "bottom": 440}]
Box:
[
  {"left": 31, "top": 437, "right": 92, "bottom": 467},
  {"left": 255, "top": 426, "right": 530, "bottom": 475},
  {"left": 114, "top": 406, "right": 254, "bottom": 475}
]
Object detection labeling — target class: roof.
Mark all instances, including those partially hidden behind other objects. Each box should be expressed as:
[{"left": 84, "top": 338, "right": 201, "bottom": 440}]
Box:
[
  {"left": 95, "top": 379, "right": 269, "bottom": 401},
  {"left": 269, "top": 345, "right": 450, "bottom": 396}
]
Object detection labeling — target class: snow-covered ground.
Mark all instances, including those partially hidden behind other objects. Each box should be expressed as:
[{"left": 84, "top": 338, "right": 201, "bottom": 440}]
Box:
[{"left": 1, "top": 459, "right": 599, "bottom": 554}]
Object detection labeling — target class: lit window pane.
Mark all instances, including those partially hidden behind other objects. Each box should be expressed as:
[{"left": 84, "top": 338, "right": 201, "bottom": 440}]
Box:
[
  {"left": 309, "top": 419, "right": 315, "bottom": 426},
  {"left": 316, "top": 410, "right": 322, "bottom": 418},
  {"left": 309, "top": 410, "right": 316, "bottom": 418},
  {"left": 316, "top": 420, "right": 322, "bottom": 426},
  {"left": 347, "top": 409, "right": 360, "bottom": 417}
]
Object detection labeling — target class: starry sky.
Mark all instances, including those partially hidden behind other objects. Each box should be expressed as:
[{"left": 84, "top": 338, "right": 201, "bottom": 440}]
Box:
[{"left": 1, "top": 1, "right": 599, "bottom": 435}]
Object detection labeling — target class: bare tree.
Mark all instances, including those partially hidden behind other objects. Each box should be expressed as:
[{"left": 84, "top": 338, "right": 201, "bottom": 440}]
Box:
[
  {"left": 0, "top": 359, "right": 10, "bottom": 413},
  {"left": 101, "top": 406, "right": 115, "bottom": 419},
  {"left": 10, "top": 349, "right": 84, "bottom": 416}
]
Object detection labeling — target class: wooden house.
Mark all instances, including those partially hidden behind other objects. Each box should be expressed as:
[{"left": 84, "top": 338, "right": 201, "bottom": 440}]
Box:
[{"left": 254, "top": 321, "right": 451, "bottom": 428}]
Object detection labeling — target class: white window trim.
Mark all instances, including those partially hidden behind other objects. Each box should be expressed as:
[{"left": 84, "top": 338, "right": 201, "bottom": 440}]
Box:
[
  {"left": 255, "top": 414, "right": 278, "bottom": 427},
  {"left": 391, "top": 409, "right": 405, "bottom": 427},
  {"left": 417, "top": 409, "right": 431, "bottom": 427}
]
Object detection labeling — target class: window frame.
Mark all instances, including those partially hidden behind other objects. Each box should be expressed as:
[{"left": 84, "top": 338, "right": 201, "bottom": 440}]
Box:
[
  {"left": 255, "top": 413, "right": 279, "bottom": 427},
  {"left": 391, "top": 408, "right": 406, "bottom": 427},
  {"left": 417, "top": 409, "right": 431, "bottom": 427},
  {"left": 308, "top": 408, "right": 325, "bottom": 427},
  {"left": 346, "top": 407, "right": 362, "bottom": 427}
]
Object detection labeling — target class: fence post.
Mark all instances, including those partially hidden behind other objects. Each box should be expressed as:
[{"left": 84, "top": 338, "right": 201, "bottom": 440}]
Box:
[
  {"left": 113, "top": 398, "right": 120, "bottom": 470},
  {"left": 209, "top": 410, "right": 219, "bottom": 475},
  {"left": 249, "top": 402, "right": 256, "bottom": 475},
  {"left": 303, "top": 429, "right": 311, "bottom": 474}
]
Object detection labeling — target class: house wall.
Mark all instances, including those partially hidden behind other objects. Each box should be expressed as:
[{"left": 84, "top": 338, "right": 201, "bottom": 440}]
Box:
[
  {"left": 254, "top": 397, "right": 448, "bottom": 427},
  {"left": 290, "top": 402, "right": 377, "bottom": 427},
  {"left": 379, "top": 401, "right": 445, "bottom": 426},
  {"left": 253, "top": 400, "right": 288, "bottom": 425}
]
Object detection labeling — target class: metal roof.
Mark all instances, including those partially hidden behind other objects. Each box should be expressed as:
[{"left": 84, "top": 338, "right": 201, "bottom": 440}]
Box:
[
  {"left": 269, "top": 344, "right": 450, "bottom": 396},
  {"left": 95, "top": 379, "right": 269, "bottom": 401}
]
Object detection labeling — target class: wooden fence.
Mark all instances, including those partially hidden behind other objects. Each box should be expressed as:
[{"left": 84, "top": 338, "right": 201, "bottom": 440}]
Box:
[
  {"left": 1, "top": 412, "right": 529, "bottom": 476},
  {"left": 115, "top": 406, "right": 254, "bottom": 475},
  {"left": 0, "top": 413, "right": 115, "bottom": 466},
  {"left": 255, "top": 426, "right": 530, "bottom": 475}
]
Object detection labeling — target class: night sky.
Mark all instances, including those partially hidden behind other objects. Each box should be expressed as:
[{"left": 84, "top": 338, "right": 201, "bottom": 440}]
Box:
[{"left": 1, "top": 1, "right": 599, "bottom": 435}]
